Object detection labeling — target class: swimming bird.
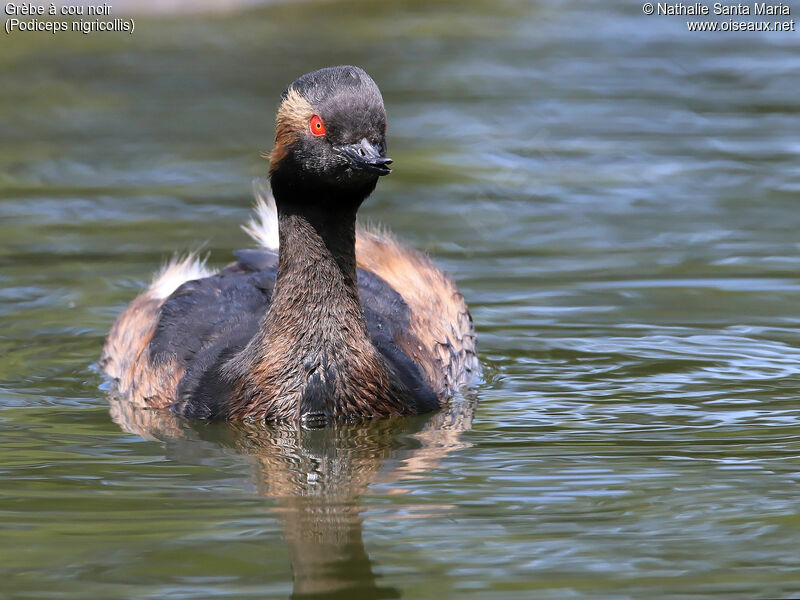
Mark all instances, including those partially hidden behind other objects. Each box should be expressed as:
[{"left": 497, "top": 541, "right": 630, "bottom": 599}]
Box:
[{"left": 102, "top": 66, "right": 478, "bottom": 425}]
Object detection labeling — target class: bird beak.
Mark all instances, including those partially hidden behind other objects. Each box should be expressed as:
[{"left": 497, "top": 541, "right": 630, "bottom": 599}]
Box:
[{"left": 337, "top": 138, "right": 392, "bottom": 176}]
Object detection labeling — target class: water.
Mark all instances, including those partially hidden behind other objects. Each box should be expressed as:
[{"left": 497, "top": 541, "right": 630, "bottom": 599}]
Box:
[{"left": 2, "top": 0, "right": 800, "bottom": 597}]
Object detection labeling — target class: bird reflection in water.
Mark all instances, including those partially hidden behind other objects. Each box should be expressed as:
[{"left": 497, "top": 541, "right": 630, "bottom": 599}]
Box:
[{"left": 108, "top": 399, "right": 475, "bottom": 599}]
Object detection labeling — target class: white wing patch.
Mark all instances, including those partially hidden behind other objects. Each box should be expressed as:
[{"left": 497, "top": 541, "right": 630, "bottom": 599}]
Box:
[
  {"left": 242, "top": 177, "right": 279, "bottom": 251},
  {"left": 149, "top": 178, "right": 276, "bottom": 302},
  {"left": 150, "top": 252, "right": 213, "bottom": 300}
]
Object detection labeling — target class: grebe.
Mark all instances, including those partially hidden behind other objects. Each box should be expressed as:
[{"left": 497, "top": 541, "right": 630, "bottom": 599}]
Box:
[{"left": 102, "top": 66, "right": 478, "bottom": 424}]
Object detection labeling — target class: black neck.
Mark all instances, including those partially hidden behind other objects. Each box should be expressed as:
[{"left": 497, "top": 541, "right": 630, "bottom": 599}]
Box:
[
  {"left": 269, "top": 180, "right": 368, "bottom": 327},
  {"left": 226, "top": 175, "right": 426, "bottom": 421},
  {"left": 275, "top": 202, "right": 359, "bottom": 294},
  {"left": 267, "top": 173, "right": 377, "bottom": 323},
  {"left": 248, "top": 180, "right": 386, "bottom": 420}
]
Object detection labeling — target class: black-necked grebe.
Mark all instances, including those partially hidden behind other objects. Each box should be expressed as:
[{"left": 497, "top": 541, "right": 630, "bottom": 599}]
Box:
[{"left": 102, "top": 66, "right": 478, "bottom": 424}]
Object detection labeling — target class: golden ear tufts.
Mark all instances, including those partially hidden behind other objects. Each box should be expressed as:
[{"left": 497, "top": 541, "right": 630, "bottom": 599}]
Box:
[{"left": 268, "top": 88, "right": 314, "bottom": 174}]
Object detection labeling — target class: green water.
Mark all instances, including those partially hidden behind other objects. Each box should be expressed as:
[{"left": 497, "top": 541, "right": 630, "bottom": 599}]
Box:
[{"left": 3, "top": 0, "right": 800, "bottom": 598}]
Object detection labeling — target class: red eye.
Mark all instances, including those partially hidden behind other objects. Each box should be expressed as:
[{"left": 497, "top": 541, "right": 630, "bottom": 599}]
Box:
[{"left": 309, "top": 114, "right": 326, "bottom": 136}]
